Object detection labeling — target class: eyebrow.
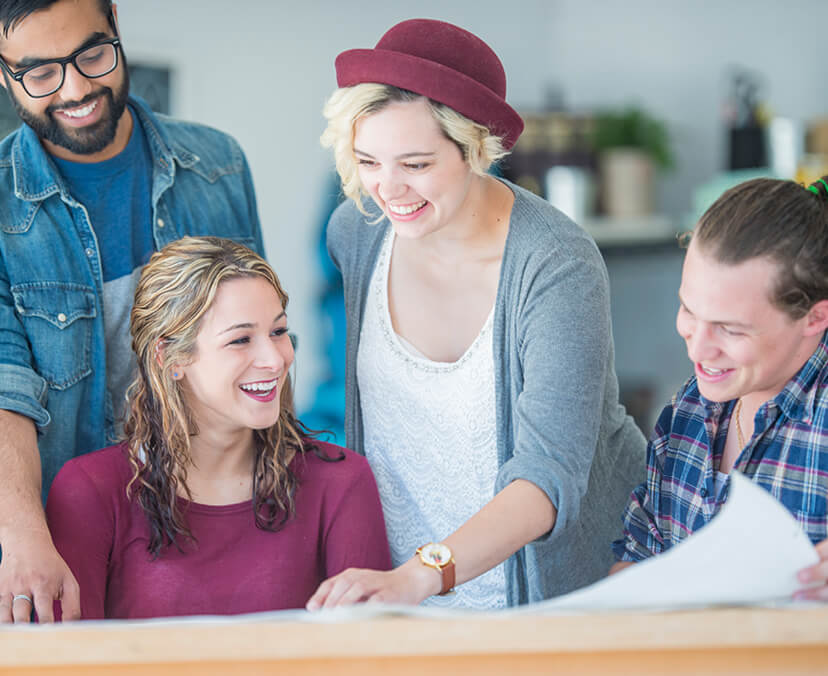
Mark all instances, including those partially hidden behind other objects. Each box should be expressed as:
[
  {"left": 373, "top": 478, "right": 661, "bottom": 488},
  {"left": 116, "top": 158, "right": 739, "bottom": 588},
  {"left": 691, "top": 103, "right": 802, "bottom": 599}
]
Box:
[
  {"left": 353, "top": 147, "right": 436, "bottom": 161},
  {"left": 678, "top": 294, "right": 751, "bottom": 328},
  {"left": 217, "top": 311, "right": 286, "bottom": 336},
  {"left": 11, "top": 31, "right": 111, "bottom": 70}
]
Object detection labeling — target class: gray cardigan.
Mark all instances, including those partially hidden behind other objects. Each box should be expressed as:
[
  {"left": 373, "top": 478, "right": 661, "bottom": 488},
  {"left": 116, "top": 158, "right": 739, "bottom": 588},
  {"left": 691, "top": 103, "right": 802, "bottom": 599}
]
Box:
[{"left": 327, "top": 179, "right": 646, "bottom": 605}]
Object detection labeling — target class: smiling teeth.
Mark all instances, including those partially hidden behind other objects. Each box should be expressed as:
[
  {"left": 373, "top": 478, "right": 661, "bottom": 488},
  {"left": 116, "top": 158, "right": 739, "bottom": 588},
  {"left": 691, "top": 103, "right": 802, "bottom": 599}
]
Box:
[
  {"left": 701, "top": 365, "right": 726, "bottom": 375},
  {"left": 388, "top": 201, "right": 426, "bottom": 216},
  {"left": 240, "top": 379, "right": 277, "bottom": 392},
  {"left": 62, "top": 101, "right": 97, "bottom": 118}
]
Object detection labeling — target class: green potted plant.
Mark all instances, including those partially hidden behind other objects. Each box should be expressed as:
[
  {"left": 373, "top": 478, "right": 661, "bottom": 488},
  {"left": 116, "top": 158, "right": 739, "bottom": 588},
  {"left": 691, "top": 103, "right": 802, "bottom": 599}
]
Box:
[{"left": 590, "top": 107, "right": 673, "bottom": 218}]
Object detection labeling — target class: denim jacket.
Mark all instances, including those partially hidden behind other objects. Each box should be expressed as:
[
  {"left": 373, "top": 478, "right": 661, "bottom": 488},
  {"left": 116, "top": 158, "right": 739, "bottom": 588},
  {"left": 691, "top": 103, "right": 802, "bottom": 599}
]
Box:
[{"left": 0, "top": 96, "right": 264, "bottom": 497}]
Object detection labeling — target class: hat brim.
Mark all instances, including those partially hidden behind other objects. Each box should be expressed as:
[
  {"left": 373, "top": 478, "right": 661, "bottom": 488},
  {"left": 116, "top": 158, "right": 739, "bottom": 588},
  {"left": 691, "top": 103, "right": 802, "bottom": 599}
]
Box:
[{"left": 335, "top": 48, "right": 524, "bottom": 149}]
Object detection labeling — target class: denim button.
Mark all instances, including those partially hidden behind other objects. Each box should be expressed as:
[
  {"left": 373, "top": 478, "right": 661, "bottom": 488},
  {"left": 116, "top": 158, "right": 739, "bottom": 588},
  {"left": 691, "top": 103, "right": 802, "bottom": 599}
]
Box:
[
  {"left": 57, "top": 313, "right": 66, "bottom": 322},
  {"left": 85, "top": 248, "right": 94, "bottom": 257},
  {"left": 157, "top": 218, "right": 165, "bottom": 228}
]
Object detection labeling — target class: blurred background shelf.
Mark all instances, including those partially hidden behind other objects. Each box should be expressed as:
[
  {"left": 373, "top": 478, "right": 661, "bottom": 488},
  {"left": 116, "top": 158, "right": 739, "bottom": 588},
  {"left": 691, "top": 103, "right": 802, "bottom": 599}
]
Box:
[{"left": 580, "top": 214, "right": 680, "bottom": 253}]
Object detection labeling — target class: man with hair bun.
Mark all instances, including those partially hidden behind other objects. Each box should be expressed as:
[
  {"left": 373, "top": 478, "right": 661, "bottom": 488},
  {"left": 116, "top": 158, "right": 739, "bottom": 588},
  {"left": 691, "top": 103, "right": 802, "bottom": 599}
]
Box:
[
  {"left": 612, "top": 176, "right": 828, "bottom": 600},
  {"left": 0, "top": 0, "right": 263, "bottom": 622}
]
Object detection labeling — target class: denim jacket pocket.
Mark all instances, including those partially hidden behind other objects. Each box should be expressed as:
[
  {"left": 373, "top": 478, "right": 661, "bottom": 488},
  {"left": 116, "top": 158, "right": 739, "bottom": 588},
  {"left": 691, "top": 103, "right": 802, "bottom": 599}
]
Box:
[{"left": 11, "top": 282, "right": 96, "bottom": 390}]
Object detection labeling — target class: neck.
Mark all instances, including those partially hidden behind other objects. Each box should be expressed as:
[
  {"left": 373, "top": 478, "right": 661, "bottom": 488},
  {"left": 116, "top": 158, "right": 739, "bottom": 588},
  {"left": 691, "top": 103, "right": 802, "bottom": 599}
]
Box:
[{"left": 187, "top": 426, "right": 257, "bottom": 481}]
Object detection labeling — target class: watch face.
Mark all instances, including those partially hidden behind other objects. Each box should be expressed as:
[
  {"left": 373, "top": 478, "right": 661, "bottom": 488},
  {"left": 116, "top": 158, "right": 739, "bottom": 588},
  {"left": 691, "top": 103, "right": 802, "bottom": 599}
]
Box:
[{"left": 420, "top": 542, "right": 452, "bottom": 566}]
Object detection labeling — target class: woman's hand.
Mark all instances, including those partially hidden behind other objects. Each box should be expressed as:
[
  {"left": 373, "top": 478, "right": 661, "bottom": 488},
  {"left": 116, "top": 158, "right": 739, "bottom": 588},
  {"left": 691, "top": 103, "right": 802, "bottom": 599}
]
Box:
[
  {"left": 306, "top": 557, "right": 440, "bottom": 610},
  {"left": 795, "top": 539, "right": 828, "bottom": 601}
]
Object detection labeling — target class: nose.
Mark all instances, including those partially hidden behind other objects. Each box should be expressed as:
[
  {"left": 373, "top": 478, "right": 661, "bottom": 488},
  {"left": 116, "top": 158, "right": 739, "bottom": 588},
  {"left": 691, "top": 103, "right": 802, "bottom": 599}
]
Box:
[
  {"left": 683, "top": 321, "right": 719, "bottom": 364},
  {"left": 376, "top": 167, "right": 406, "bottom": 202},
  {"left": 58, "top": 62, "right": 94, "bottom": 102},
  {"left": 253, "top": 334, "right": 293, "bottom": 373}
]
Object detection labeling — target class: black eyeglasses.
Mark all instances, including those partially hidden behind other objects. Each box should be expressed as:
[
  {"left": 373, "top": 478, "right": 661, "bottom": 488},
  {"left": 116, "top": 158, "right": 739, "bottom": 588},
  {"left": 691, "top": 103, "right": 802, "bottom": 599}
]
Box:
[{"left": 0, "top": 37, "right": 121, "bottom": 99}]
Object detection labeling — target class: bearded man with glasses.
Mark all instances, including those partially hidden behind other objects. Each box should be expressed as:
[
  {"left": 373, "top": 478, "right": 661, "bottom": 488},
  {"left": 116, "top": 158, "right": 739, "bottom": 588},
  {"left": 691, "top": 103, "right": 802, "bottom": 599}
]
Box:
[{"left": 0, "top": 0, "right": 265, "bottom": 624}]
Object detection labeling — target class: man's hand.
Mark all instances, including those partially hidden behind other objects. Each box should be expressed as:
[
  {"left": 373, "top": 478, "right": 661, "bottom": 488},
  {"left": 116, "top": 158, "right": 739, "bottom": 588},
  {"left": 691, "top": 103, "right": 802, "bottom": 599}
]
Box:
[
  {"left": 795, "top": 539, "right": 828, "bottom": 601},
  {"left": 306, "top": 557, "right": 439, "bottom": 610},
  {"left": 0, "top": 528, "right": 80, "bottom": 622}
]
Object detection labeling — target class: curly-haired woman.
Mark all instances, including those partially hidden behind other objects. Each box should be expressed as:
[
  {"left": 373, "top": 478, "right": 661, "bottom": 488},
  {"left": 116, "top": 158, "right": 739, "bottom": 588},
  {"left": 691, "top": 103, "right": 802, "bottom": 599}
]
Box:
[{"left": 45, "top": 236, "right": 390, "bottom": 620}]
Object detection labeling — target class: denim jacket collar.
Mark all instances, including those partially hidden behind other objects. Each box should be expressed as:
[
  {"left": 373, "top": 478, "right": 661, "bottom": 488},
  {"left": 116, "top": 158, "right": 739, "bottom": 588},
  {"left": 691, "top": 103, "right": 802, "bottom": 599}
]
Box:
[{"left": 10, "top": 95, "right": 200, "bottom": 204}]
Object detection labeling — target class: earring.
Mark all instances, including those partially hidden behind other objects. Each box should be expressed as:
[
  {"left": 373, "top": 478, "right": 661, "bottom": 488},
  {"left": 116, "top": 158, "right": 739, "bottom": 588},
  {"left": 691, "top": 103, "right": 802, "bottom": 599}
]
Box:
[{"left": 173, "top": 372, "right": 179, "bottom": 378}]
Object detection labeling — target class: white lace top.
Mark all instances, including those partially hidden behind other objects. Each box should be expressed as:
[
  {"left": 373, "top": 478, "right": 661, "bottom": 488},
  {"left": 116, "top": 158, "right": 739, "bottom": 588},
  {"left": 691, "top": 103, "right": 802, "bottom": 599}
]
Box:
[{"left": 357, "top": 231, "right": 507, "bottom": 609}]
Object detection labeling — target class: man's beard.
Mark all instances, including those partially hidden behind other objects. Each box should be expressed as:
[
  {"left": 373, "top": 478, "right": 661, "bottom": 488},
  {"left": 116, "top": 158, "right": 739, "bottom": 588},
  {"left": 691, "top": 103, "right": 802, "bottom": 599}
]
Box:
[{"left": 7, "top": 68, "right": 130, "bottom": 156}]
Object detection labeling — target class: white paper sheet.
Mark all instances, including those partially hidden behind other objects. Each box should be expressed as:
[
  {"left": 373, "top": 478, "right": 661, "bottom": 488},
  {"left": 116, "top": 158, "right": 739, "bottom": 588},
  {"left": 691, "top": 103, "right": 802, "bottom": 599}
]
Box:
[
  {"left": 9, "top": 471, "right": 820, "bottom": 632},
  {"left": 517, "top": 471, "right": 820, "bottom": 614}
]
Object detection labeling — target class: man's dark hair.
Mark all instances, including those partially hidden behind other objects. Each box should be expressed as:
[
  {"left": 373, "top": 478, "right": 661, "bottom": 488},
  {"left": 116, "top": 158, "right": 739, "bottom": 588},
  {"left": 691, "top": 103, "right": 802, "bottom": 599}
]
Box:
[
  {"left": 693, "top": 176, "right": 828, "bottom": 319},
  {"left": 0, "top": 0, "right": 113, "bottom": 38}
]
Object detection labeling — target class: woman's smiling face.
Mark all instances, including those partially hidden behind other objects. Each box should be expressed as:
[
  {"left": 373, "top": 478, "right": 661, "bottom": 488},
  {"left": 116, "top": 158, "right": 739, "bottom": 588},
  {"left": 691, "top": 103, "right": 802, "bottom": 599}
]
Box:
[
  {"left": 178, "top": 276, "right": 294, "bottom": 437},
  {"left": 353, "top": 98, "right": 475, "bottom": 240}
]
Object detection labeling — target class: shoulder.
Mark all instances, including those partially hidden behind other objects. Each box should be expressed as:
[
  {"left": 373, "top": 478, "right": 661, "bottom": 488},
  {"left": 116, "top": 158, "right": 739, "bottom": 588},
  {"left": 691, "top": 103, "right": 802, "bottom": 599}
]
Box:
[
  {"left": 0, "top": 127, "right": 25, "bottom": 192},
  {"left": 0, "top": 127, "right": 21, "bottom": 169},
  {"left": 50, "top": 443, "right": 132, "bottom": 500},
  {"left": 133, "top": 99, "right": 246, "bottom": 173},
  {"left": 651, "top": 376, "right": 705, "bottom": 439},
  {"left": 328, "top": 200, "right": 384, "bottom": 246},
  {"left": 296, "top": 441, "right": 375, "bottom": 487},
  {"left": 327, "top": 199, "right": 387, "bottom": 270},
  {"left": 501, "top": 179, "right": 607, "bottom": 284}
]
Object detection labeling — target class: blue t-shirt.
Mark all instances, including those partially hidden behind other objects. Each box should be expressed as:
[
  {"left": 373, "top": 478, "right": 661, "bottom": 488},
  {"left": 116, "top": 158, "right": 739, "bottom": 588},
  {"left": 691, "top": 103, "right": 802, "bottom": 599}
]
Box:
[{"left": 52, "top": 105, "right": 154, "bottom": 431}]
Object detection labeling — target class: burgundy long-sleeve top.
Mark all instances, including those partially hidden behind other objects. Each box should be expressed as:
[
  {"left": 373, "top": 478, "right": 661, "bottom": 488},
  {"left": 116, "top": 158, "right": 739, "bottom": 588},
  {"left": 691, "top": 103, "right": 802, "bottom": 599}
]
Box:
[{"left": 46, "top": 441, "right": 391, "bottom": 620}]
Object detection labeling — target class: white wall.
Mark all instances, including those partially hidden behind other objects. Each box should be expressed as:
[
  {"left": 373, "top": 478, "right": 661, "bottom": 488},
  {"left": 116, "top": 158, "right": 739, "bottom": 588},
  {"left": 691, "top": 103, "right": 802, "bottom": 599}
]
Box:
[
  {"left": 117, "top": 0, "right": 551, "bottom": 409},
  {"left": 116, "top": 0, "right": 828, "bottom": 414}
]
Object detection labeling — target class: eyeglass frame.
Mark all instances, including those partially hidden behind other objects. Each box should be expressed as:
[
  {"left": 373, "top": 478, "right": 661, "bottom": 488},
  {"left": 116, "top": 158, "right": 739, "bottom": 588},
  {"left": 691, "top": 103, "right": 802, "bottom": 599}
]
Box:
[{"left": 0, "top": 36, "right": 122, "bottom": 99}]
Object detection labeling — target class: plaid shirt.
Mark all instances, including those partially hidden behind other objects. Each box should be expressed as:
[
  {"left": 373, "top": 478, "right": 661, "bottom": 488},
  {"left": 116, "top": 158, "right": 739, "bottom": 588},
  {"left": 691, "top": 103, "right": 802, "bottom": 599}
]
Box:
[{"left": 613, "top": 331, "right": 828, "bottom": 562}]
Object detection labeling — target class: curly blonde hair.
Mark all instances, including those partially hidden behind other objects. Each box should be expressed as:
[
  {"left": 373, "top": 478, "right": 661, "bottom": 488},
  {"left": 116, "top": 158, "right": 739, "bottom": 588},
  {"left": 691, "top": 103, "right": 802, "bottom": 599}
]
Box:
[
  {"left": 124, "top": 236, "right": 317, "bottom": 556},
  {"left": 321, "top": 83, "right": 509, "bottom": 214}
]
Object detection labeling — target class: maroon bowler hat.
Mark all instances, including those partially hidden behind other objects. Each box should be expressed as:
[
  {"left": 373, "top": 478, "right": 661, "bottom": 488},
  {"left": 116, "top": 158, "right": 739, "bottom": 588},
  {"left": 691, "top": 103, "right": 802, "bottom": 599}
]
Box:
[{"left": 335, "top": 18, "right": 524, "bottom": 149}]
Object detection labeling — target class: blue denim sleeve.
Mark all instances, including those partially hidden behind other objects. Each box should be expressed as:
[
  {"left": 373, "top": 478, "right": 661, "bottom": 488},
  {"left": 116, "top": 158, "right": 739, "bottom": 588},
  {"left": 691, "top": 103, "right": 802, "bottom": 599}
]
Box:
[{"left": 0, "top": 268, "right": 50, "bottom": 426}]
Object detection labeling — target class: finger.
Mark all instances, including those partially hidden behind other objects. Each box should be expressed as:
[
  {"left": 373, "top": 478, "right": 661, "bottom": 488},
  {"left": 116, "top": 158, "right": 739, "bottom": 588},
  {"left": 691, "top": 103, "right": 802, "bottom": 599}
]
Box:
[
  {"left": 814, "top": 539, "right": 828, "bottom": 556},
  {"left": 798, "top": 558, "right": 828, "bottom": 584},
  {"left": 0, "top": 595, "right": 12, "bottom": 623},
  {"left": 320, "top": 578, "right": 355, "bottom": 610},
  {"left": 59, "top": 575, "right": 81, "bottom": 621},
  {"left": 306, "top": 578, "right": 335, "bottom": 611},
  {"left": 322, "top": 574, "right": 366, "bottom": 610},
  {"left": 11, "top": 595, "right": 33, "bottom": 624},
  {"left": 794, "top": 585, "right": 828, "bottom": 602},
  {"left": 33, "top": 587, "right": 54, "bottom": 624},
  {"left": 329, "top": 579, "right": 371, "bottom": 608}
]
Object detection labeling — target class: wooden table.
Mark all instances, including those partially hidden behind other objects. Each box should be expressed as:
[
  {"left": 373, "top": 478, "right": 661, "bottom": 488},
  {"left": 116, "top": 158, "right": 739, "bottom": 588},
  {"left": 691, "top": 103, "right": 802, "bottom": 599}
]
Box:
[{"left": 2, "top": 605, "right": 827, "bottom": 675}]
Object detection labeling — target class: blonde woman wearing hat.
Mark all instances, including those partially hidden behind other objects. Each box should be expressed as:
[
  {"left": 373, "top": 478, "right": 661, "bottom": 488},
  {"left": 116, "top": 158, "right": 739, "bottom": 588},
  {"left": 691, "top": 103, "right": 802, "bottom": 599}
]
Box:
[{"left": 307, "top": 19, "right": 645, "bottom": 610}]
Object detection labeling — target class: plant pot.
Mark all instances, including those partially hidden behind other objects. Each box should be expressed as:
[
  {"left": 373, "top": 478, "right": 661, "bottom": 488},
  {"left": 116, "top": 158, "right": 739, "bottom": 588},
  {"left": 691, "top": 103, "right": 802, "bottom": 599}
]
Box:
[{"left": 600, "top": 148, "right": 654, "bottom": 218}]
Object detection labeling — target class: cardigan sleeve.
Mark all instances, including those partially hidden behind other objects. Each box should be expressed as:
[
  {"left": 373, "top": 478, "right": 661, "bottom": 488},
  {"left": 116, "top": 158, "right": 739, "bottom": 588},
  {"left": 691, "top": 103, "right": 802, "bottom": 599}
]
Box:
[{"left": 494, "top": 248, "right": 613, "bottom": 543}]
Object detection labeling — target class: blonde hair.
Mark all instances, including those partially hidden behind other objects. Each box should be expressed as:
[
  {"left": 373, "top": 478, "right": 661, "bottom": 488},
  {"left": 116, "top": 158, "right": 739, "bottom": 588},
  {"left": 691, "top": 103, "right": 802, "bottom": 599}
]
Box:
[
  {"left": 124, "top": 236, "right": 310, "bottom": 556},
  {"left": 321, "top": 83, "right": 509, "bottom": 214}
]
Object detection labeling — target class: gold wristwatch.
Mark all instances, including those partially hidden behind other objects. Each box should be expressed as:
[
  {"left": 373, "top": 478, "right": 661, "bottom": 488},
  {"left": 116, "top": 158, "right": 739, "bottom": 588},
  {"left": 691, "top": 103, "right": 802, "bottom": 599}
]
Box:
[{"left": 416, "top": 542, "right": 455, "bottom": 595}]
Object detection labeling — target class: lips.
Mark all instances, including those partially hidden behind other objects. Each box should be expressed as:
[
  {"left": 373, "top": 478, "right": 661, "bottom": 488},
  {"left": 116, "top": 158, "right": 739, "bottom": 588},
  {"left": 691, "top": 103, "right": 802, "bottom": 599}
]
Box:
[
  {"left": 386, "top": 200, "right": 428, "bottom": 220},
  {"left": 51, "top": 95, "right": 104, "bottom": 127},
  {"left": 696, "top": 363, "right": 734, "bottom": 382},
  {"left": 239, "top": 378, "right": 279, "bottom": 402}
]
